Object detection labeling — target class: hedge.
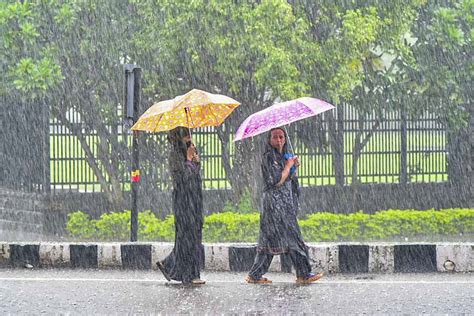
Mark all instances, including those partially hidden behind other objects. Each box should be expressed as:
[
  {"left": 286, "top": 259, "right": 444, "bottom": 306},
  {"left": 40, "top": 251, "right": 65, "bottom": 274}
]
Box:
[{"left": 66, "top": 208, "right": 474, "bottom": 242}]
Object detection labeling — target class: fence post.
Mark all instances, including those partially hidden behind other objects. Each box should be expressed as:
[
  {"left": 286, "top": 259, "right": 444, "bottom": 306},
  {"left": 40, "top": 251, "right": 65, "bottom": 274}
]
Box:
[
  {"left": 42, "top": 97, "right": 51, "bottom": 193},
  {"left": 400, "top": 107, "right": 408, "bottom": 184},
  {"left": 335, "top": 104, "right": 345, "bottom": 185}
]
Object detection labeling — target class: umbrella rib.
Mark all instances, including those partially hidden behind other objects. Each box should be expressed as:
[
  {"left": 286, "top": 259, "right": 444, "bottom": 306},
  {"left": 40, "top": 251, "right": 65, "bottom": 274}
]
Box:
[
  {"left": 209, "top": 104, "right": 224, "bottom": 126},
  {"left": 152, "top": 113, "right": 165, "bottom": 132}
]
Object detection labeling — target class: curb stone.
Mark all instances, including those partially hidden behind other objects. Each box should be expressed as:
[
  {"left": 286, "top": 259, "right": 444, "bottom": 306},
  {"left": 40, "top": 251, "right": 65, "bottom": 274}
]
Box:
[{"left": 0, "top": 242, "right": 472, "bottom": 273}]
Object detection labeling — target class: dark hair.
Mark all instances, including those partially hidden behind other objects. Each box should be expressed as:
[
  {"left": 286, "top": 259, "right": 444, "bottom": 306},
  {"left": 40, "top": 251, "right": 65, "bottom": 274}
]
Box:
[
  {"left": 168, "top": 127, "right": 190, "bottom": 165},
  {"left": 168, "top": 126, "right": 190, "bottom": 143}
]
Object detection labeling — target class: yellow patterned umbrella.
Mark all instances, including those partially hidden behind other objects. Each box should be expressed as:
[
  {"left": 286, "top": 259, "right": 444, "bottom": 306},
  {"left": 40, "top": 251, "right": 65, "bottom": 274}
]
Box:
[{"left": 131, "top": 89, "right": 240, "bottom": 132}]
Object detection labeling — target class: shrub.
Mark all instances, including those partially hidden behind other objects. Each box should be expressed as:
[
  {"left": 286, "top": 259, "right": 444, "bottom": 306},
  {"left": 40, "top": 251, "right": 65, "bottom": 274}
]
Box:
[
  {"left": 65, "top": 208, "right": 474, "bottom": 242},
  {"left": 66, "top": 210, "right": 176, "bottom": 241},
  {"left": 299, "top": 209, "right": 474, "bottom": 241},
  {"left": 66, "top": 211, "right": 97, "bottom": 239},
  {"left": 203, "top": 212, "right": 260, "bottom": 242},
  {"left": 94, "top": 211, "right": 130, "bottom": 240}
]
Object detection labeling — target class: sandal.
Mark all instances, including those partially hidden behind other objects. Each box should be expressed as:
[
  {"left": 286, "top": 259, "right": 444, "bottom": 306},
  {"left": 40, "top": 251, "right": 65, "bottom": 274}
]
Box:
[
  {"left": 296, "top": 272, "right": 323, "bottom": 284},
  {"left": 245, "top": 275, "right": 272, "bottom": 284},
  {"left": 191, "top": 279, "right": 206, "bottom": 285}
]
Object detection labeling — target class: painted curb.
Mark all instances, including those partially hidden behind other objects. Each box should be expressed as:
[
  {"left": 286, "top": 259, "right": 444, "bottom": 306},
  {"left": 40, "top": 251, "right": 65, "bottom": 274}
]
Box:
[{"left": 0, "top": 242, "right": 472, "bottom": 273}]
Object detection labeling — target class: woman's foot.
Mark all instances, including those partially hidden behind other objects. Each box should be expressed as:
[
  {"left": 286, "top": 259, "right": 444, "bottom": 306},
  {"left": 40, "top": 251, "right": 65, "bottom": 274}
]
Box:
[
  {"left": 296, "top": 272, "right": 323, "bottom": 284},
  {"left": 191, "top": 279, "right": 206, "bottom": 285},
  {"left": 156, "top": 261, "right": 171, "bottom": 281},
  {"left": 245, "top": 275, "right": 272, "bottom": 284}
]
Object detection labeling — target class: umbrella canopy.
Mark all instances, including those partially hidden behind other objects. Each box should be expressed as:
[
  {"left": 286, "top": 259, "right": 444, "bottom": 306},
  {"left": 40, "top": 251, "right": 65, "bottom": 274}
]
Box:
[
  {"left": 233, "top": 97, "right": 335, "bottom": 142},
  {"left": 132, "top": 89, "right": 240, "bottom": 132}
]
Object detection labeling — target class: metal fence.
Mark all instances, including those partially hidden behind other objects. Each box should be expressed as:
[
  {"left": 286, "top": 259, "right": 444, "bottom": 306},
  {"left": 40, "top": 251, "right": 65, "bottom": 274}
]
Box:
[{"left": 48, "top": 105, "right": 448, "bottom": 193}]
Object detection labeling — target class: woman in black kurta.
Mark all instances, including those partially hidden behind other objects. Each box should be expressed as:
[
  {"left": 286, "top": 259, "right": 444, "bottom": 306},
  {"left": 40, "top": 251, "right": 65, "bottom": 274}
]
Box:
[
  {"left": 246, "top": 128, "right": 323, "bottom": 284},
  {"left": 156, "top": 127, "right": 205, "bottom": 285}
]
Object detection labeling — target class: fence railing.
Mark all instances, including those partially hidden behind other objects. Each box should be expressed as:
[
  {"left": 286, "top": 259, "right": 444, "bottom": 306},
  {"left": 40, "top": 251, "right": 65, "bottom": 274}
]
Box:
[{"left": 48, "top": 105, "right": 448, "bottom": 193}]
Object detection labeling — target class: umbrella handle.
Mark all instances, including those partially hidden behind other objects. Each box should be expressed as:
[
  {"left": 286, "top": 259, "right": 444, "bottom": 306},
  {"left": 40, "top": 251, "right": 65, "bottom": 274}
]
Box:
[
  {"left": 185, "top": 107, "right": 193, "bottom": 139},
  {"left": 283, "top": 126, "right": 295, "bottom": 154},
  {"left": 185, "top": 107, "right": 198, "bottom": 155}
]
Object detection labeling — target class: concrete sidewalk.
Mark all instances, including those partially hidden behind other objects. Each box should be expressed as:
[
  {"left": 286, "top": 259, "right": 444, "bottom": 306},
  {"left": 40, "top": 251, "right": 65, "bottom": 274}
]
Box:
[{"left": 0, "top": 242, "right": 472, "bottom": 273}]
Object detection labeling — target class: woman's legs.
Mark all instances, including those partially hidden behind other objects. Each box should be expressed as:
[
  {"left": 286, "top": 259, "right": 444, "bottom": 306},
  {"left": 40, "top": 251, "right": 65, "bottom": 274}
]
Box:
[
  {"left": 248, "top": 253, "right": 274, "bottom": 280},
  {"left": 288, "top": 249, "right": 312, "bottom": 278},
  {"left": 160, "top": 229, "right": 202, "bottom": 283}
]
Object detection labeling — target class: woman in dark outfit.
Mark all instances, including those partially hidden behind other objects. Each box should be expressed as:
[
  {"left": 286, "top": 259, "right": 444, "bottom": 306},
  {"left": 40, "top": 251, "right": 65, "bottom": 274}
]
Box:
[
  {"left": 246, "top": 128, "right": 323, "bottom": 284},
  {"left": 156, "top": 127, "right": 205, "bottom": 285}
]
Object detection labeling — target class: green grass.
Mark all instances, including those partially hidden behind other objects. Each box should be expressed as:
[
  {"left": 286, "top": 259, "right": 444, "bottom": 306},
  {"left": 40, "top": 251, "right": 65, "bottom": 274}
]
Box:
[{"left": 50, "top": 130, "right": 448, "bottom": 191}]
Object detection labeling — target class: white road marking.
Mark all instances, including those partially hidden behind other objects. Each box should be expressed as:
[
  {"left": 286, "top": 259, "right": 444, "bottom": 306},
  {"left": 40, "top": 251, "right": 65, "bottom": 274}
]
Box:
[{"left": 0, "top": 277, "right": 472, "bottom": 284}]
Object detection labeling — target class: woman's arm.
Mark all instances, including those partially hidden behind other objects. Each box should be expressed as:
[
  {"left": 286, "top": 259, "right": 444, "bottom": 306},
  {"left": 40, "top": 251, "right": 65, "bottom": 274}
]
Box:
[
  {"left": 262, "top": 154, "right": 295, "bottom": 188},
  {"left": 169, "top": 146, "right": 198, "bottom": 178},
  {"left": 291, "top": 157, "right": 300, "bottom": 178},
  {"left": 276, "top": 159, "right": 295, "bottom": 186}
]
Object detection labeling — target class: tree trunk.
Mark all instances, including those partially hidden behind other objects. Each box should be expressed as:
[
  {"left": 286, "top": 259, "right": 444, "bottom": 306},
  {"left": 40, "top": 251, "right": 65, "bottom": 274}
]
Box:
[
  {"left": 56, "top": 112, "right": 125, "bottom": 210},
  {"left": 217, "top": 125, "right": 264, "bottom": 208},
  {"left": 327, "top": 105, "right": 345, "bottom": 186},
  {"left": 351, "top": 116, "right": 381, "bottom": 185},
  {"left": 447, "top": 105, "right": 473, "bottom": 184}
]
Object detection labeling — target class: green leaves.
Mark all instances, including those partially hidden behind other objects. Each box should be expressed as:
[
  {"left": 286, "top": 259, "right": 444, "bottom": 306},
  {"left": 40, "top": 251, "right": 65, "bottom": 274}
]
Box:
[
  {"left": 204, "top": 212, "right": 260, "bottom": 242},
  {"left": 65, "top": 208, "right": 474, "bottom": 242},
  {"left": 1, "top": 1, "right": 471, "bottom": 195},
  {"left": 66, "top": 211, "right": 96, "bottom": 240},
  {"left": 1, "top": 0, "right": 469, "bottom": 118},
  {"left": 342, "top": 7, "right": 380, "bottom": 48},
  {"left": 0, "top": 1, "right": 38, "bottom": 50},
  {"left": 66, "top": 210, "right": 176, "bottom": 241},
  {"left": 134, "top": 0, "right": 311, "bottom": 104},
  {"left": 0, "top": 0, "right": 66, "bottom": 99},
  {"left": 19, "top": 22, "right": 39, "bottom": 43},
  {"left": 54, "top": 3, "right": 78, "bottom": 30},
  {"left": 300, "top": 208, "right": 474, "bottom": 241},
  {"left": 405, "top": 0, "right": 472, "bottom": 129},
  {"left": 11, "top": 57, "right": 63, "bottom": 97},
  {"left": 434, "top": 7, "right": 466, "bottom": 47}
]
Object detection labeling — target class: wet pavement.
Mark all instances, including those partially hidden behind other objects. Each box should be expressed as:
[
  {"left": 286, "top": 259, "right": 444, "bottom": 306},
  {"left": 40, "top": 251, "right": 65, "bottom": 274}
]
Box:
[{"left": 0, "top": 269, "right": 472, "bottom": 314}]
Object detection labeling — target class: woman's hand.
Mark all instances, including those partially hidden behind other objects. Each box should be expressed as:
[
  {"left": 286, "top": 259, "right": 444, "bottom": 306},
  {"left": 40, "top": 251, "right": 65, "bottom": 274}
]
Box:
[
  {"left": 284, "top": 157, "right": 296, "bottom": 169},
  {"left": 294, "top": 157, "right": 300, "bottom": 168},
  {"left": 187, "top": 144, "right": 200, "bottom": 163},
  {"left": 192, "top": 152, "right": 200, "bottom": 163},
  {"left": 186, "top": 146, "right": 195, "bottom": 161}
]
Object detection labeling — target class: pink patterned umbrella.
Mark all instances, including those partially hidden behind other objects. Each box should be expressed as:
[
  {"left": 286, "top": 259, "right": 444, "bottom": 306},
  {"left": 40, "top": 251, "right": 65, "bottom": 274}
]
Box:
[{"left": 234, "top": 97, "right": 335, "bottom": 142}]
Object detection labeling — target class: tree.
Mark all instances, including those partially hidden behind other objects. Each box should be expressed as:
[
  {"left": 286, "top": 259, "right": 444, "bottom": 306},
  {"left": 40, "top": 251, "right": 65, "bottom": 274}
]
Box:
[
  {"left": 132, "top": 0, "right": 311, "bottom": 203},
  {"left": 1, "top": 0, "right": 138, "bottom": 208},
  {"left": 3, "top": 0, "right": 468, "bottom": 210},
  {"left": 133, "top": 0, "right": 426, "bottom": 197},
  {"left": 291, "top": 0, "right": 426, "bottom": 184},
  {"left": 404, "top": 0, "right": 473, "bottom": 181}
]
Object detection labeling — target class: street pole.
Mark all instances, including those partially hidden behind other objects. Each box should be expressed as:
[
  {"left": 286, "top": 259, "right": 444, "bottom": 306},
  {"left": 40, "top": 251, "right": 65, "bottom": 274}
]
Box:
[{"left": 124, "top": 64, "right": 141, "bottom": 242}]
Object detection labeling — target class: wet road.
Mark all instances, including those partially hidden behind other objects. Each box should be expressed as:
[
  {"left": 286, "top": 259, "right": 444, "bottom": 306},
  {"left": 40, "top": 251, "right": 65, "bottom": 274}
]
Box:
[{"left": 0, "top": 269, "right": 472, "bottom": 314}]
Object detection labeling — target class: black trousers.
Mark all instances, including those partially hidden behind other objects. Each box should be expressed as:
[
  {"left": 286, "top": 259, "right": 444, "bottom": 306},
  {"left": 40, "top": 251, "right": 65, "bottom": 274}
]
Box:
[{"left": 248, "top": 250, "right": 312, "bottom": 279}]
